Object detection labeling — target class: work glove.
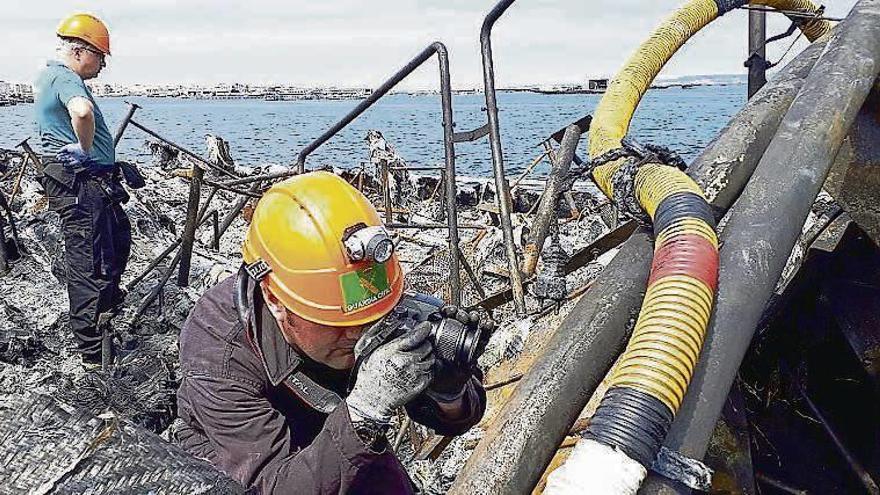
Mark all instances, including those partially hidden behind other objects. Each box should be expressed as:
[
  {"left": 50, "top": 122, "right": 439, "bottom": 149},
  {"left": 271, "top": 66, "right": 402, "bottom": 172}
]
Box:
[
  {"left": 57, "top": 143, "right": 111, "bottom": 173},
  {"left": 427, "top": 305, "right": 495, "bottom": 400},
  {"left": 57, "top": 143, "right": 92, "bottom": 167},
  {"left": 347, "top": 321, "right": 436, "bottom": 424}
]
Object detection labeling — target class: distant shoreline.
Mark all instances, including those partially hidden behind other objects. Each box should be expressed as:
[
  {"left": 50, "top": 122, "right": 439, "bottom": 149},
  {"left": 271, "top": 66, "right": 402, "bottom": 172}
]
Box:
[{"left": 0, "top": 80, "right": 746, "bottom": 105}]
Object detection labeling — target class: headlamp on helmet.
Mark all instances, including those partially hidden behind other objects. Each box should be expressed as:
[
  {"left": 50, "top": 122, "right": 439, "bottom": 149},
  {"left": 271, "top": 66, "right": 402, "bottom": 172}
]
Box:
[{"left": 343, "top": 224, "right": 394, "bottom": 264}]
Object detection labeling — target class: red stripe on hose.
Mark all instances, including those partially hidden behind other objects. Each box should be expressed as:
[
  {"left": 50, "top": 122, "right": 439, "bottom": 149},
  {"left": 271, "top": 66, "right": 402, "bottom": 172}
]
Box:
[{"left": 648, "top": 234, "right": 719, "bottom": 292}]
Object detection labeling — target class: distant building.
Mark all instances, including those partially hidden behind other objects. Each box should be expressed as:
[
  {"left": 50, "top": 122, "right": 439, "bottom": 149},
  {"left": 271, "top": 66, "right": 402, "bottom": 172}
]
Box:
[
  {"left": 12, "top": 83, "right": 33, "bottom": 97},
  {"left": 87, "top": 82, "right": 114, "bottom": 96},
  {"left": 588, "top": 78, "right": 608, "bottom": 92},
  {"left": 0, "top": 81, "right": 10, "bottom": 95}
]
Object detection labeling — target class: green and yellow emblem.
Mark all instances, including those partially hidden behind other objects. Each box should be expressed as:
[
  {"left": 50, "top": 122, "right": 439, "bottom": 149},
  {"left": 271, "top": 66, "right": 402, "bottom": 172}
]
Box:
[{"left": 339, "top": 262, "right": 392, "bottom": 313}]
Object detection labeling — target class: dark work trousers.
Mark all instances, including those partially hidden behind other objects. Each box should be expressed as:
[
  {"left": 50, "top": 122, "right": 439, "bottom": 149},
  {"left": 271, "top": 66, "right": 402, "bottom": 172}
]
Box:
[{"left": 42, "top": 160, "right": 132, "bottom": 360}]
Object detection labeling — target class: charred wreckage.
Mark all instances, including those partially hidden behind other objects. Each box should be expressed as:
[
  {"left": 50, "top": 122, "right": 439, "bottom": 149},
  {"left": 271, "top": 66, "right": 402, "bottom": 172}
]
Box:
[{"left": 2, "top": 0, "right": 880, "bottom": 493}]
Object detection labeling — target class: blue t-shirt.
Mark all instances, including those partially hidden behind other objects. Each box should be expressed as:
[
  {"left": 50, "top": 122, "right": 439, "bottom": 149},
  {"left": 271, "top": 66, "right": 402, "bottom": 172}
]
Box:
[{"left": 33, "top": 60, "right": 115, "bottom": 166}]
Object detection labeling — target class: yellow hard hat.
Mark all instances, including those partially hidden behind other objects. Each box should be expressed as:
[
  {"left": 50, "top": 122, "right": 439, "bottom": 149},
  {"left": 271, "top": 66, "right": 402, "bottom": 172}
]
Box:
[
  {"left": 242, "top": 171, "right": 404, "bottom": 327},
  {"left": 57, "top": 13, "right": 111, "bottom": 55}
]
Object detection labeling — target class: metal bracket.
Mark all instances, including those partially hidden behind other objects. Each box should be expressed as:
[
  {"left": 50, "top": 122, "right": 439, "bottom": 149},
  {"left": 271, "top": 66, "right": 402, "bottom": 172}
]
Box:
[{"left": 453, "top": 123, "right": 491, "bottom": 143}]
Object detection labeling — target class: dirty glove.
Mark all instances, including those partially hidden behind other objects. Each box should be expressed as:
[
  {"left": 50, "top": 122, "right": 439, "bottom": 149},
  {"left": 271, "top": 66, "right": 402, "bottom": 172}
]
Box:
[
  {"left": 428, "top": 305, "right": 495, "bottom": 400},
  {"left": 347, "top": 321, "right": 436, "bottom": 424}
]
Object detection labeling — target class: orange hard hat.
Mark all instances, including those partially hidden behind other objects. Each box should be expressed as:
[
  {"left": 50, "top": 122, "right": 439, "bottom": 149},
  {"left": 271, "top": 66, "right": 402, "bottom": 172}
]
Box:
[
  {"left": 242, "top": 171, "right": 404, "bottom": 327},
  {"left": 57, "top": 13, "right": 111, "bottom": 55}
]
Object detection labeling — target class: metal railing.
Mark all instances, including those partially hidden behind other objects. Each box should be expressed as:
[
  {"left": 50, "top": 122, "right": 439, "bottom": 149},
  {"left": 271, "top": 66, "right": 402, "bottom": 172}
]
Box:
[
  {"left": 290, "top": 42, "right": 466, "bottom": 305},
  {"left": 480, "top": 0, "right": 526, "bottom": 315}
]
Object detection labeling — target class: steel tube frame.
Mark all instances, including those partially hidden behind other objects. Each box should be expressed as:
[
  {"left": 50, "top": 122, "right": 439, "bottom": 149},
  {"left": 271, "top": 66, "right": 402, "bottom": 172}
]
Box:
[
  {"left": 739, "top": 4, "right": 845, "bottom": 22},
  {"left": 450, "top": 39, "right": 827, "bottom": 495},
  {"left": 17, "top": 139, "right": 43, "bottom": 174},
  {"left": 480, "top": 0, "right": 526, "bottom": 315},
  {"left": 293, "top": 42, "right": 463, "bottom": 304},
  {"left": 747, "top": 10, "right": 768, "bottom": 98},
  {"left": 177, "top": 165, "right": 204, "bottom": 286},
  {"left": 644, "top": 4, "right": 880, "bottom": 492},
  {"left": 387, "top": 222, "right": 484, "bottom": 230},
  {"left": 0, "top": 191, "right": 9, "bottom": 274},
  {"left": 113, "top": 102, "right": 141, "bottom": 147},
  {"left": 522, "top": 123, "right": 584, "bottom": 276}
]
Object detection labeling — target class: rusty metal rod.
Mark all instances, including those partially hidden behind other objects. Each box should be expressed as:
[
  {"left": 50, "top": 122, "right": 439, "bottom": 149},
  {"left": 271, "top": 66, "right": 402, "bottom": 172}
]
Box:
[
  {"left": 177, "top": 165, "right": 204, "bottom": 287},
  {"left": 480, "top": 0, "right": 525, "bottom": 316},
  {"left": 747, "top": 9, "right": 768, "bottom": 99},
  {"left": 8, "top": 151, "right": 29, "bottom": 206},
  {"left": 215, "top": 169, "right": 295, "bottom": 188},
  {"left": 738, "top": 5, "right": 845, "bottom": 21},
  {"left": 210, "top": 210, "right": 220, "bottom": 250},
  {"left": 473, "top": 220, "right": 637, "bottom": 311},
  {"left": 387, "top": 222, "right": 485, "bottom": 230},
  {"left": 510, "top": 149, "right": 550, "bottom": 193},
  {"left": 131, "top": 183, "right": 255, "bottom": 323},
  {"left": 0, "top": 192, "right": 9, "bottom": 274},
  {"left": 113, "top": 101, "right": 141, "bottom": 147},
  {"left": 200, "top": 176, "right": 263, "bottom": 198},
  {"left": 788, "top": 366, "right": 880, "bottom": 495},
  {"left": 436, "top": 42, "right": 463, "bottom": 306},
  {"left": 383, "top": 163, "right": 394, "bottom": 224},
  {"left": 522, "top": 123, "right": 584, "bottom": 277},
  {"left": 754, "top": 473, "right": 808, "bottom": 495},
  {"left": 131, "top": 249, "right": 183, "bottom": 323},
  {"left": 458, "top": 246, "right": 487, "bottom": 299},
  {"left": 17, "top": 139, "right": 43, "bottom": 174}
]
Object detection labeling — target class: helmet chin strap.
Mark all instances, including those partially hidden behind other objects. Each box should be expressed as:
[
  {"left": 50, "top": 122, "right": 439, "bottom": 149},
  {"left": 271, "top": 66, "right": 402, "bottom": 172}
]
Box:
[{"left": 235, "top": 264, "right": 344, "bottom": 414}]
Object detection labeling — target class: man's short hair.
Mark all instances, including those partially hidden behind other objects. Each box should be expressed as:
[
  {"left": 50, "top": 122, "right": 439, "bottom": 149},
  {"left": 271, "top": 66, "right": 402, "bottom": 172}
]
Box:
[{"left": 57, "top": 36, "right": 94, "bottom": 57}]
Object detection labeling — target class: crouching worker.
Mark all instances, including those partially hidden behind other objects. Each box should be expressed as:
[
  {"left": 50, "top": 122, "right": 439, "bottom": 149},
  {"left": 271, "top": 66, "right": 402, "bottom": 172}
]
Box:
[{"left": 176, "top": 172, "right": 489, "bottom": 494}]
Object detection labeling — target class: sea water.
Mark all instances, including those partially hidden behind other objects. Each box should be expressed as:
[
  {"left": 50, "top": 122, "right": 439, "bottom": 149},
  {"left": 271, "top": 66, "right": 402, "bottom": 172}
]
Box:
[{"left": 0, "top": 85, "right": 744, "bottom": 177}]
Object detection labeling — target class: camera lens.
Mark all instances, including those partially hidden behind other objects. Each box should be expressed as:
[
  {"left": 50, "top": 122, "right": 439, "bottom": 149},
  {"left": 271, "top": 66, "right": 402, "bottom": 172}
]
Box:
[{"left": 431, "top": 317, "right": 480, "bottom": 366}]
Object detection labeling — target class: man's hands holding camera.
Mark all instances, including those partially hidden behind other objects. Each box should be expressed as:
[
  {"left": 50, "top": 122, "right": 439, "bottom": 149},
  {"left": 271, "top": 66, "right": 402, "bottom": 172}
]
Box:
[
  {"left": 427, "top": 305, "right": 495, "bottom": 401},
  {"left": 346, "top": 303, "right": 495, "bottom": 426},
  {"left": 346, "top": 322, "right": 436, "bottom": 424}
]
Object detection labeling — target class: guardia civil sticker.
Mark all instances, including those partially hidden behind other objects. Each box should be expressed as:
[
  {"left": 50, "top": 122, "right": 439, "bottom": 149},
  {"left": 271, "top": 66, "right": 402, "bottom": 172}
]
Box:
[{"left": 339, "top": 262, "right": 392, "bottom": 313}]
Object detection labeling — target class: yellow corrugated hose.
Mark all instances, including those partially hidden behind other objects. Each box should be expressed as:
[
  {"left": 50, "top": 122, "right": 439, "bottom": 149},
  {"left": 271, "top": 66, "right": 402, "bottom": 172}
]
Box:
[
  {"left": 588, "top": 0, "right": 830, "bottom": 416},
  {"left": 753, "top": 0, "right": 832, "bottom": 40},
  {"left": 546, "top": 1, "right": 832, "bottom": 491}
]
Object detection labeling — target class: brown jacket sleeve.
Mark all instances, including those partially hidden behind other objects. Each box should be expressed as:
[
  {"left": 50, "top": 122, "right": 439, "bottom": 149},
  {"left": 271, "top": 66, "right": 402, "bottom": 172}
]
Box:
[{"left": 180, "top": 370, "right": 401, "bottom": 495}]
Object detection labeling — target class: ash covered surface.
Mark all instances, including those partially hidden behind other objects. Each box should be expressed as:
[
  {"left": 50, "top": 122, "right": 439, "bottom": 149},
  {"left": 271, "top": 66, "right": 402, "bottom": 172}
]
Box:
[
  {"left": 0, "top": 392, "right": 246, "bottom": 494},
  {"left": 1, "top": 133, "right": 618, "bottom": 492}
]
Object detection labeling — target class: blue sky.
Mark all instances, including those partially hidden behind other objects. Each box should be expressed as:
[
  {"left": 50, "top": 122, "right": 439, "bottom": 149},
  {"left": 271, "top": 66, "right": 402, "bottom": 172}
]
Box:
[{"left": 0, "top": 1, "right": 857, "bottom": 89}]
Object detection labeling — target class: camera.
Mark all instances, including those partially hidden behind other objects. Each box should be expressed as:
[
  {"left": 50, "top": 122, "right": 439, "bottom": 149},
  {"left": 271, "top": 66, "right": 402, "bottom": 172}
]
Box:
[{"left": 353, "top": 293, "right": 485, "bottom": 371}]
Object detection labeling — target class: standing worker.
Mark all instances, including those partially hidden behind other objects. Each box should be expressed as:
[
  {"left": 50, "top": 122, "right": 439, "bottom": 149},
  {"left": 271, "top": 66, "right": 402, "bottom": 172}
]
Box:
[
  {"left": 34, "top": 13, "right": 132, "bottom": 369},
  {"left": 176, "top": 172, "right": 489, "bottom": 493}
]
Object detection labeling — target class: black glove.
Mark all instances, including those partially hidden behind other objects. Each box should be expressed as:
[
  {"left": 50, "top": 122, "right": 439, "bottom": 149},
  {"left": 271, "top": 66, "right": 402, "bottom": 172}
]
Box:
[
  {"left": 117, "top": 161, "right": 146, "bottom": 189},
  {"left": 428, "top": 305, "right": 495, "bottom": 399}
]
